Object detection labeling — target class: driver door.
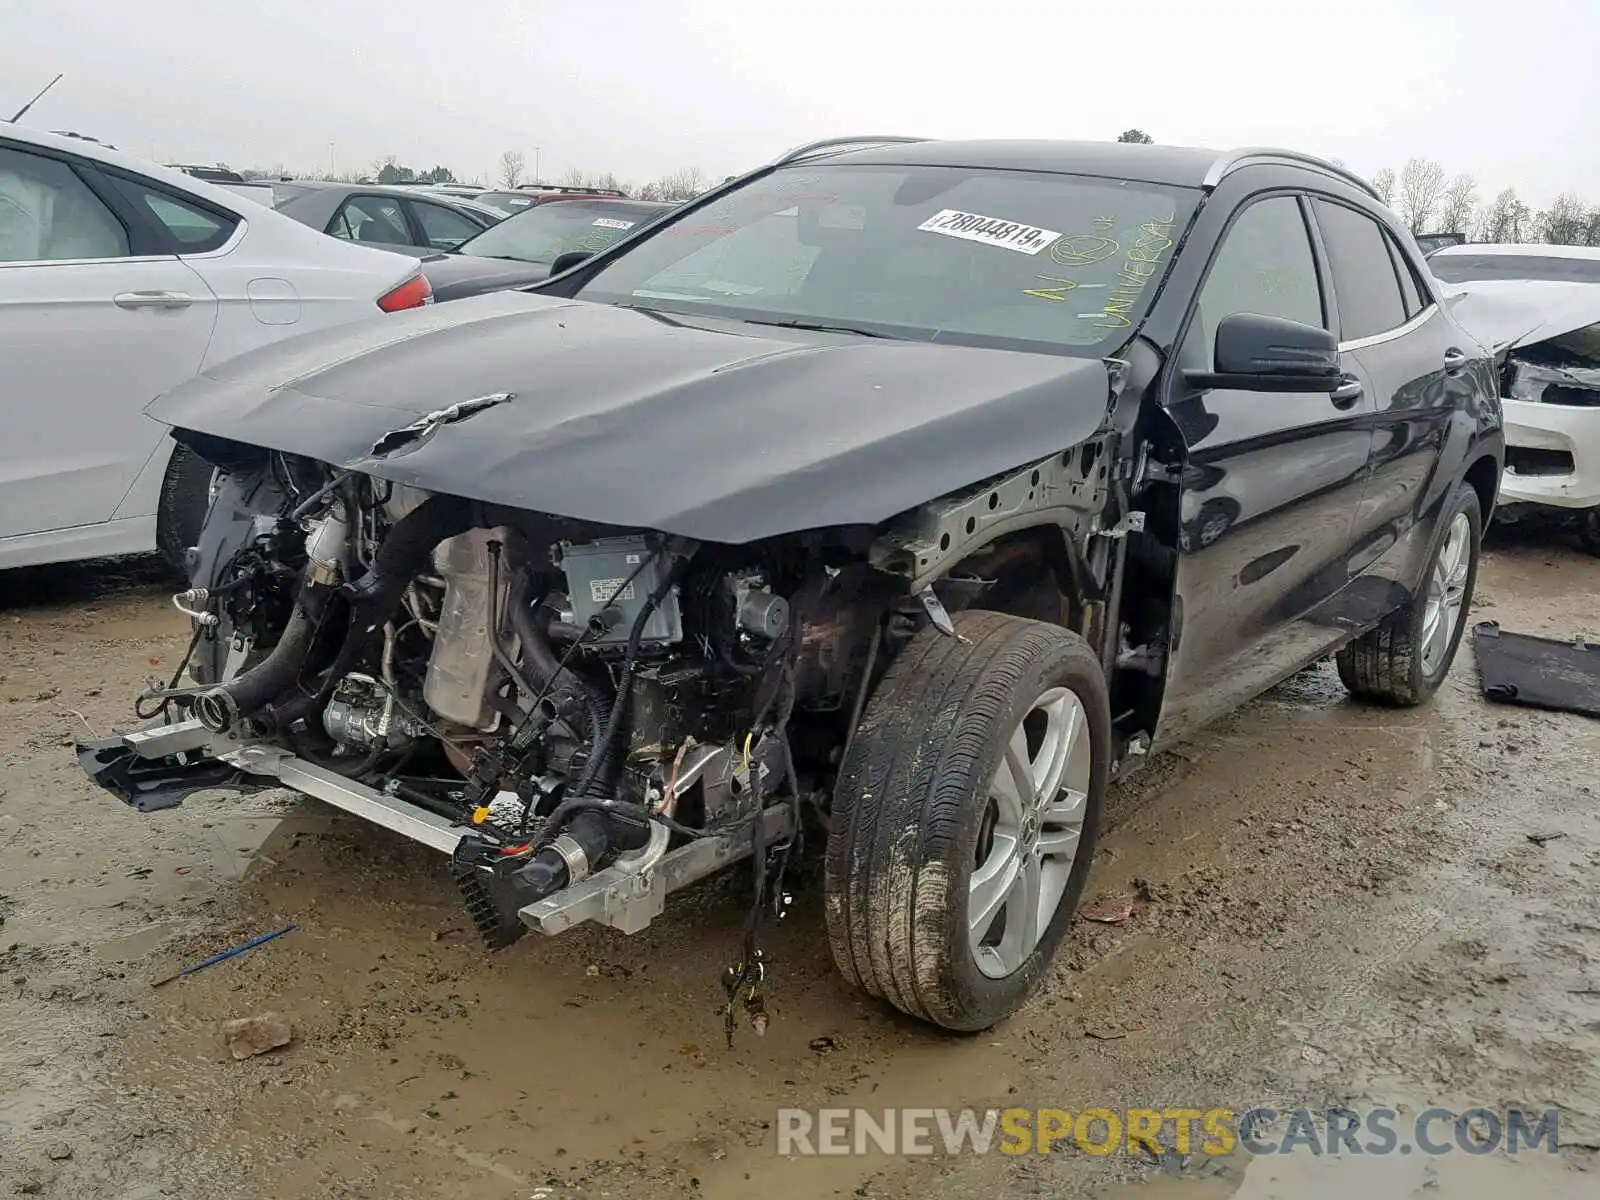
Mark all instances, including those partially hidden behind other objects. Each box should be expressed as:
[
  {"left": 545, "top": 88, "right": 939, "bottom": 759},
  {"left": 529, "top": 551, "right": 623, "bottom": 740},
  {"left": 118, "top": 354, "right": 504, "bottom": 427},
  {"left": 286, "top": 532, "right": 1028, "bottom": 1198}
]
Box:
[{"left": 1156, "top": 193, "right": 1375, "bottom": 744}]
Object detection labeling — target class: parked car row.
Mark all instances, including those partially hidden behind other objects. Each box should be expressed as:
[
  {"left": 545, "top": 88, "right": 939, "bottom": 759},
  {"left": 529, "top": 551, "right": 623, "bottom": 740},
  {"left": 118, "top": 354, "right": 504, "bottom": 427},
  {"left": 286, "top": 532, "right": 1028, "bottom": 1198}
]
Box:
[
  {"left": 360, "top": 180, "right": 633, "bottom": 218},
  {"left": 263, "top": 181, "right": 675, "bottom": 298},
  {"left": 415, "top": 196, "right": 674, "bottom": 300},
  {"left": 14, "top": 123, "right": 1595, "bottom": 589},
  {"left": 266, "top": 180, "right": 504, "bottom": 253}
]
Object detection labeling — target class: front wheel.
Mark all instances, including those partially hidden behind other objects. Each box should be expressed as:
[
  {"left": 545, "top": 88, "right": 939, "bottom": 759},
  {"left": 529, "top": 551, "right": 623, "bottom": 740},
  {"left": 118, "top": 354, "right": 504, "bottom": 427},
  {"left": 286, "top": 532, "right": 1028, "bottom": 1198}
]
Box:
[
  {"left": 1337, "top": 482, "right": 1482, "bottom": 706},
  {"left": 824, "top": 610, "right": 1109, "bottom": 1032}
]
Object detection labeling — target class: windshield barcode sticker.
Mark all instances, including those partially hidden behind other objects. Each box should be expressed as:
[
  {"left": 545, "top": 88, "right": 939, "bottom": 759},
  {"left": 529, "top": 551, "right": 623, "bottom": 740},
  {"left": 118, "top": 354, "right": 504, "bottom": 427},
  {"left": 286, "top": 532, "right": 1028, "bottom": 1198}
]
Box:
[
  {"left": 592, "top": 217, "right": 636, "bottom": 229},
  {"left": 917, "top": 209, "right": 1060, "bottom": 255}
]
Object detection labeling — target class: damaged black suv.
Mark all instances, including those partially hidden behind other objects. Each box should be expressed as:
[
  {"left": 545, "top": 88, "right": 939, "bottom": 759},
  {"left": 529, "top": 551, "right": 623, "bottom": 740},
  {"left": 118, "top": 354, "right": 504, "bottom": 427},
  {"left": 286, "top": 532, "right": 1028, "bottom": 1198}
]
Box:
[{"left": 82, "top": 137, "right": 1503, "bottom": 1033}]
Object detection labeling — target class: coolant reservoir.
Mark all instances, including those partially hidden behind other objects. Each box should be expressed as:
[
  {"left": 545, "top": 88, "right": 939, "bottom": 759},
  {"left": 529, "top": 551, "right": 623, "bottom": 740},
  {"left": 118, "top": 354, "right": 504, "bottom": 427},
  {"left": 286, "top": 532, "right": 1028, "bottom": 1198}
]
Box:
[{"left": 423, "top": 527, "right": 509, "bottom": 729}]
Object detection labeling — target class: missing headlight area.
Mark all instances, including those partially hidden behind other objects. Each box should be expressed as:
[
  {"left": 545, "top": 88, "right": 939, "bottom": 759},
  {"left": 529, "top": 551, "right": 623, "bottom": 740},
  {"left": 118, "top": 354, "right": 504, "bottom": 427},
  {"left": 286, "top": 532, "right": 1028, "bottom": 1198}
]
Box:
[{"left": 1505, "top": 352, "right": 1600, "bottom": 409}]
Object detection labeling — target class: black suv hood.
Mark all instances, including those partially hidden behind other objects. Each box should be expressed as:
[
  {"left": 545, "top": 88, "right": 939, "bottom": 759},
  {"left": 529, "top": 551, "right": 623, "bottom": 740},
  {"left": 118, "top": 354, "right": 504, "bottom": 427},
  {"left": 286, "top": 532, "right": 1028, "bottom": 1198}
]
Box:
[{"left": 150, "top": 291, "right": 1115, "bottom": 543}]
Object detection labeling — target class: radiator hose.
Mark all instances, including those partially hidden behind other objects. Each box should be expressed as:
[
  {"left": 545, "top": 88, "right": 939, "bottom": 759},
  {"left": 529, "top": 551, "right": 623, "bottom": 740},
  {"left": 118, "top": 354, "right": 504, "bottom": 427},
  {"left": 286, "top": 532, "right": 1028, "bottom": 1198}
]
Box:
[
  {"left": 192, "top": 576, "right": 319, "bottom": 732},
  {"left": 192, "top": 494, "right": 480, "bottom": 733},
  {"left": 308, "top": 494, "right": 480, "bottom": 710}
]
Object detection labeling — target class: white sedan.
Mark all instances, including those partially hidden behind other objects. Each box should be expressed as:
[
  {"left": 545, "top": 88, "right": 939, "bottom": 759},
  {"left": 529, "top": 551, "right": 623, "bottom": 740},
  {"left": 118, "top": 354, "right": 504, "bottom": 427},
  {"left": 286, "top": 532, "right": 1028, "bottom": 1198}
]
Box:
[{"left": 0, "top": 126, "right": 434, "bottom": 572}]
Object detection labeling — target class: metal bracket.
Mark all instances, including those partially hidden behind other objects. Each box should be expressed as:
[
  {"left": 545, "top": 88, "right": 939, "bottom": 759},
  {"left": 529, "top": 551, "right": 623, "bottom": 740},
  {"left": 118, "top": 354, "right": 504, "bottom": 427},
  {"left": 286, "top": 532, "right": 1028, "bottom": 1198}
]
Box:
[
  {"left": 917, "top": 585, "right": 966, "bottom": 640},
  {"left": 88, "top": 719, "right": 468, "bottom": 855},
  {"left": 870, "top": 450, "right": 1108, "bottom": 592},
  {"left": 1099, "top": 511, "right": 1147, "bottom": 539},
  {"left": 87, "top": 719, "right": 799, "bottom": 943},
  {"left": 520, "top": 805, "right": 794, "bottom": 936}
]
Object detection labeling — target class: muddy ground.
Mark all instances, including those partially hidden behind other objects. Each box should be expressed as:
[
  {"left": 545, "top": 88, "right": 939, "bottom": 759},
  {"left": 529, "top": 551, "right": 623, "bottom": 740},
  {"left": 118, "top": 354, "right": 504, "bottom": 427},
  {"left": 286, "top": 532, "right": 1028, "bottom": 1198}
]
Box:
[{"left": 1, "top": 533, "right": 1597, "bottom": 1199}]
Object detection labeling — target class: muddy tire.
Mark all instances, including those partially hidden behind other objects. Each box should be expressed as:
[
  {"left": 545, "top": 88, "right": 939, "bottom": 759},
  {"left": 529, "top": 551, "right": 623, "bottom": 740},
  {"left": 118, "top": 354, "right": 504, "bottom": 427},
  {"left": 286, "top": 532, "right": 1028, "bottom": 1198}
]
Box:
[
  {"left": 155, "top": 444, "right": 216, "bottom": 578},
  {"left": 824, "top": 610, "right": 1108, "bottom": 1032},
  {"left": 1337, "top": 482, "right": 1482, "bottom": 706}
]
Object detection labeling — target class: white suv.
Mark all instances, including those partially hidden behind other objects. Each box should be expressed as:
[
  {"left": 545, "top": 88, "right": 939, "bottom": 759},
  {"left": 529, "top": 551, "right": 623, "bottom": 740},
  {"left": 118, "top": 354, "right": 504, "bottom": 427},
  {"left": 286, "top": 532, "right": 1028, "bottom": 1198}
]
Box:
[
  {"left": 0, "top": 127, "right": 433, "bottom": 571},
  {"left": 1431, "top": 243, "right": 1600, "bottom": 551}
]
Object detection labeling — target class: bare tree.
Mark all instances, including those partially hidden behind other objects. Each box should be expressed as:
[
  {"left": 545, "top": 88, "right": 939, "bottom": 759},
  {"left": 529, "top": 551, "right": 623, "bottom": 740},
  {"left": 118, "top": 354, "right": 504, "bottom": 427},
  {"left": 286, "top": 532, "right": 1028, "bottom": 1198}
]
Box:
[
  {"left": 1397, "top": 157, "right": 1446, "bottom": 233},
  {"left": 498, "top": 149, "right": 525, "bottom": 189},
  {"left": 647, "top": 166, "right": 707, "bottom": 202},
  {"left": 1370, "top": 167, "right": 1396, "bottom": 206},
  {"left": 1539, "top": 191, "right": 1591, "bottom": 245},
  {"left": 1438, "top": 173, "right": 1478, "bottom": 236},
  {"left": 1478, "top": 188, "right": 1530, "bottom": 244},
  {"left": 558, "top": 168, "right": 632, "bottom": 194}
]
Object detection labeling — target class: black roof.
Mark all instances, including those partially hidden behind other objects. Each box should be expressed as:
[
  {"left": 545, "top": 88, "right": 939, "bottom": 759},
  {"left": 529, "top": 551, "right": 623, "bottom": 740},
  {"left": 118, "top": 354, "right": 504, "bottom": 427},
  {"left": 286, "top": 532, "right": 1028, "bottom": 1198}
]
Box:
[{"left": 776, "top": 137, "right": 1377, "bottom": 199}]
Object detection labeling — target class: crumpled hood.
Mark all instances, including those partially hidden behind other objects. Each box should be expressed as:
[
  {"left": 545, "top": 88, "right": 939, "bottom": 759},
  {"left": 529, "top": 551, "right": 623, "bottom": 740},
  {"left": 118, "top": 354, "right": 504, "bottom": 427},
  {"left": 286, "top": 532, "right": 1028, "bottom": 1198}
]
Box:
[
  {"left": 149, "top": 290, "right": 1115, "bottom": 542},
  {"left": 1440, "top": 278, "right": 1600, "bottom": 359}
]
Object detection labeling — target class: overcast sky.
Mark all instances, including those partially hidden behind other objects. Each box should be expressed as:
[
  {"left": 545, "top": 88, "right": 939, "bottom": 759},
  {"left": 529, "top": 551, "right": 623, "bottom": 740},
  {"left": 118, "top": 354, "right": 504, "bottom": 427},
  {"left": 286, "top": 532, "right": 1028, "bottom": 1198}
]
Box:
[{"left": 2, "top": 0, "right": 1593, "bottom": 205}]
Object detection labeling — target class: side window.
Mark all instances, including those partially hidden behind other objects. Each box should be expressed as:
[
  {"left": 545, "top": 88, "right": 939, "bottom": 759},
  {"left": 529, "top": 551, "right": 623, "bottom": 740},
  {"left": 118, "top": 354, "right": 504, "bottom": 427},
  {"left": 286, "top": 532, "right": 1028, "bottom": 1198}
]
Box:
[
  {"left": 1383, "top": 229, "right": 1428, "bottom": 318},
  {"left": 1312, "top": 200, "right": 1408, "bottom": 341},
  {"left": 409, "top": 201, "right": 480, "bottom": 249},
  {"left": 107, "top": 176, "right": 237, "bottom": 253},
  {"left": 329, "top": 196, "right": 411, "bottom": 245},
  {"left": 0, "top": 146, "right": 129, "bottom": 262},
  {"left": 1192, "top": 195, "right": 1323, "bottom": 370}
]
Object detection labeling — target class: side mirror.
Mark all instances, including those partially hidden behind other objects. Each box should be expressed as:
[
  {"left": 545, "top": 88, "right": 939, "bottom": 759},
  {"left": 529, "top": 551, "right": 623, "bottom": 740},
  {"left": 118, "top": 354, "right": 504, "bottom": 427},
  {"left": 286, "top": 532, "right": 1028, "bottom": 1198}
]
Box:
[
  {"left": 548, "top": 249, "right": 592, "bottom": 277},
  {"left": 1183, "top": 313, "right": 1342, "bottom": 393}
]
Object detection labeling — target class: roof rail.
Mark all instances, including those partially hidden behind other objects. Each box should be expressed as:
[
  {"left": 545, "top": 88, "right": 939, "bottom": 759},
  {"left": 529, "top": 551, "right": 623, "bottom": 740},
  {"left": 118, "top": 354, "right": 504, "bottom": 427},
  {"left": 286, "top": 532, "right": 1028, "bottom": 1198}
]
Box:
[
  {"left": 514, "top": 183, "right": 628, "bottom": 197},
  {"left": 770, "top": 135, "right": 930, "bottom": 167},
  {"left": 1205, "top": 147, "right": 1380, "bottom": 200}
]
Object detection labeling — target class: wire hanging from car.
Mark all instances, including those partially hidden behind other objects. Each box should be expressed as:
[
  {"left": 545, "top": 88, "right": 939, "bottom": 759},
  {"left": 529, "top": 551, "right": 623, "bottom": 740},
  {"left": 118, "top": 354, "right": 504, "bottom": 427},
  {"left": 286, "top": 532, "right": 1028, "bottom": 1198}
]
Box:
[{"left": 722, "top": 556, "right": 815, "bottom": 1046}]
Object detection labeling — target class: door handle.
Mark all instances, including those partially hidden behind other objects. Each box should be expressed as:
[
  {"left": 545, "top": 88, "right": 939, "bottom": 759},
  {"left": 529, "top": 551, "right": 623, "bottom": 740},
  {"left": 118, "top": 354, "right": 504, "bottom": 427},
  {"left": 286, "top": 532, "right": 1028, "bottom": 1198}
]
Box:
[
  {"left": 1329, "top": 377, "right": 1363, "bottom": 409},
  {"left": 114, "top": 290, "right": 193, "bottom": 310},
  {"left": 1442, "top": 347, "right": 1468, "bottom": 373}
]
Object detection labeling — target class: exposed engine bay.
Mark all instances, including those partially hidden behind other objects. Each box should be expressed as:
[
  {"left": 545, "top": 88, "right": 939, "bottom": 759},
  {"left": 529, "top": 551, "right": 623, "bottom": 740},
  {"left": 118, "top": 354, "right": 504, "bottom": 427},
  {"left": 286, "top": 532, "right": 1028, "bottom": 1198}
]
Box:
[
  {"left": 144, "top": 458, "right": 845, "bottom": 946},
  {"left": 79, "top": 418, "right": 1124, "bottom": 1033}
]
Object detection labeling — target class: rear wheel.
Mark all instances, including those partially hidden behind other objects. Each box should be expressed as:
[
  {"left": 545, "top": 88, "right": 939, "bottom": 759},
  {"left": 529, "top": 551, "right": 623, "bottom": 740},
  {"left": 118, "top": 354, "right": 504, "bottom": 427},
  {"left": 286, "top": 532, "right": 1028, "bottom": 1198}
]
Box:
[
  {"left": 1337, "top": 482, "right": 1481, "bottom": 705},
  {"left": 824, "top": 610, "right": 1108, "bottom": 1032},
  {"left": 155, "top": 444, "right": 216, "bottom": 578}
]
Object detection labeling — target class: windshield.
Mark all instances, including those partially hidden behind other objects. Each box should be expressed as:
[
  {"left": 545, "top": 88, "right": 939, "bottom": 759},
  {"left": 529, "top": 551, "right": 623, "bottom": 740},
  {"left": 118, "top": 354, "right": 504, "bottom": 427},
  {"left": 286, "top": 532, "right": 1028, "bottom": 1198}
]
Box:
[
  {"left": 455, "top": 201, "right": 666, "bottom": 263},
  {"left": 1430, "top": 253, "right": 1600, "bottom": 286},
  {"left": 575, "top": 164, "right": 1197, "bottom": 352}
]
